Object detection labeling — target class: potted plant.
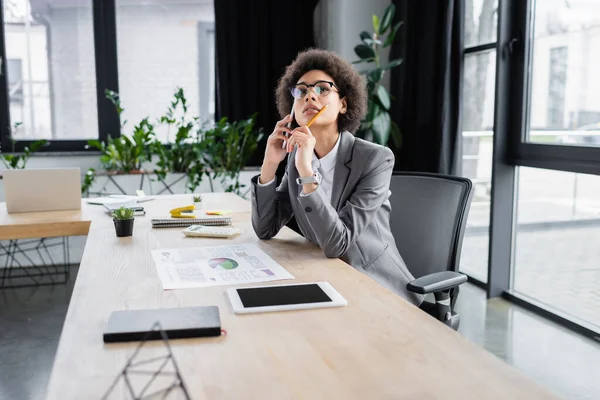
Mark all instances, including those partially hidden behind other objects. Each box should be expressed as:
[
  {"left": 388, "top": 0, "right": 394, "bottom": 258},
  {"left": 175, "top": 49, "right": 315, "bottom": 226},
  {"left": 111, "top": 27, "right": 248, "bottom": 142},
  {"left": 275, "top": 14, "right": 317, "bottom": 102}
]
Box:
[
  {"left": 0, "top": 122, "right": 49, "bottom": 169},
  {"left": 152, "top": 88, "right": 206, "bottom": 193},
  {"left": 353, "top": 3, "right": 403, "bottom": 147},
  {"left": 192, "top": 194, "right": 202, "bottom": 210},
  {"left": 199, "top": 113, "right": 263, "bottom": 197},
  {"left": 82, "top": 90, "right": 156, "bottom": 195},
  {"left": 112, "top": 206, "right": 135, "bottom": 237}
]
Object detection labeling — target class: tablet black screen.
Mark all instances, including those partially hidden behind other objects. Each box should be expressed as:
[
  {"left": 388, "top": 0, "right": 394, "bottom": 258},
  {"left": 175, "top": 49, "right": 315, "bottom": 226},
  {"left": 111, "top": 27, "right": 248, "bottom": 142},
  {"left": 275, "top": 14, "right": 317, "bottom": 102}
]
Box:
[{"left": 237, "top": 284, "right": 332, "bottom": 308}]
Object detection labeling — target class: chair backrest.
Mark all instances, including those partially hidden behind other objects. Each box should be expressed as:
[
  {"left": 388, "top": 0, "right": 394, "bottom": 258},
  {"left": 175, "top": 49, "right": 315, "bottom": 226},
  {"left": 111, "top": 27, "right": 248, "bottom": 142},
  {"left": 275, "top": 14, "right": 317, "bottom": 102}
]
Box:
[{"left": 389, "top": 172, "right": 473, "bottom": 279}]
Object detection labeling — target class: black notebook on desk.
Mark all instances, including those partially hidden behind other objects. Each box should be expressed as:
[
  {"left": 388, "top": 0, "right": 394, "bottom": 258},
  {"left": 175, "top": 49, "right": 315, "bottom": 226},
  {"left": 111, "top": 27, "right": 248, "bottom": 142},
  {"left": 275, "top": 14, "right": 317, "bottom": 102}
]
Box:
[{"left": 103, "top": 306, "right": 221, "bottom": 343}]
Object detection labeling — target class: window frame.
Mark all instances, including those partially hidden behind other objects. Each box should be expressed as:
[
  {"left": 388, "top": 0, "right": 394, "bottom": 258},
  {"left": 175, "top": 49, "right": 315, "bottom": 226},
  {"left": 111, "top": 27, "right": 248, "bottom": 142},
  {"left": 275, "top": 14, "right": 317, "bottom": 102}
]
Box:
[
  {"left": 0, "top": 0, "right": 120, "bottom": 154},
  {"left": 485, "top": 0, "right": 600, "bottom": 338},
  {"left": 509, "top": 0, "right": 600, "bottom": 173},
  {"left": 459, "top": 7, "right": 499, "bottom": 286}
]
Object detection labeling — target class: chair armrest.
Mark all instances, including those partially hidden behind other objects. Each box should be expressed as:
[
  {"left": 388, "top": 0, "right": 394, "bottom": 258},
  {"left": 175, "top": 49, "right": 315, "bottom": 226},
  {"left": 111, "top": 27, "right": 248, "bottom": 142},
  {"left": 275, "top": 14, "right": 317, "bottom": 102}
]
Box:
[{"left": 406, "top": 271, "right": 467, "bottom": 294}]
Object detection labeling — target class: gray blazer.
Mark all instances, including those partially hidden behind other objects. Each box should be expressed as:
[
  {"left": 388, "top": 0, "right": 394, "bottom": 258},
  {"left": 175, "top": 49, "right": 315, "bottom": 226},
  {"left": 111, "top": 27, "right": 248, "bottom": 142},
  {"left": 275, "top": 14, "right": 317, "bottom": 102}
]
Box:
[{"left": 251, "top": 131, "right": 423, "bottom": 306}]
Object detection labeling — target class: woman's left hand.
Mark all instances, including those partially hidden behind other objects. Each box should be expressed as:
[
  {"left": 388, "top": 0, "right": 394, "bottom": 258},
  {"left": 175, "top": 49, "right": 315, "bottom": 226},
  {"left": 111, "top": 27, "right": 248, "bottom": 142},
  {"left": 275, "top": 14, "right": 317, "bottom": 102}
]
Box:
[{"left": 287, "top": 126, "right": 316, "bottom": 176}]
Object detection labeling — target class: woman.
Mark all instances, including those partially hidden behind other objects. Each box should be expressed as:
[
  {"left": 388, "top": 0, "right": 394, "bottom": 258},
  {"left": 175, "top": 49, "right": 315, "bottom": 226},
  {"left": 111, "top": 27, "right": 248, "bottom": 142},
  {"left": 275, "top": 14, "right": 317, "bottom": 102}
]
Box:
[{"left": 250, "top": 49, "right": 422, "bottom": 306}]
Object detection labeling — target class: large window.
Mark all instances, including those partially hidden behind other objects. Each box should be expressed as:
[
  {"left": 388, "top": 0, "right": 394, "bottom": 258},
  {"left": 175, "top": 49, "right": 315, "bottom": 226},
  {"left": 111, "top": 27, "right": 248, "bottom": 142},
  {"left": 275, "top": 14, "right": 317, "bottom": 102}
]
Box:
[
  {"left": 465, "top": 0, "right": 498, "bottom": 47},
  {"left": 460, "top": 51, "right": 497, "bottom": 282},
  {"left": 115, "top": 0, "right": 215, "bottom": 142},
  {"left": 0, "top": 0, "right": 216, "bottom": 150},
  {"left": 513, "top": 167, "right": 600, "bottom": 330},
  {"left": 2, "top": 0, "right": 98, "bottom": 141},
  {"left": 527, "top": 0, "right": 600, "bottom": 147},
  {"left": 6, "top": 58, "right": 22, "bottom": 102},
  {"left": 481, "top": 0, "right": 600, "bottom": 339},
  {"left": 459, "top": 0, "right": 498, "bottom": 283}
]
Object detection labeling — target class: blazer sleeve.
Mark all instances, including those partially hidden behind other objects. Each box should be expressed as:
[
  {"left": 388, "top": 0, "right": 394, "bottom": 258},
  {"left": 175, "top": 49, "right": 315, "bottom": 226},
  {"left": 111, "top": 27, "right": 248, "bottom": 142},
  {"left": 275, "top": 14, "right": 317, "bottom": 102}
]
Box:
[
  {"left": 251, "top": 168, "right": 294, "bottom": 240},
  {"left": 296, "top": 146, "right": 394, "bottom": 258}
]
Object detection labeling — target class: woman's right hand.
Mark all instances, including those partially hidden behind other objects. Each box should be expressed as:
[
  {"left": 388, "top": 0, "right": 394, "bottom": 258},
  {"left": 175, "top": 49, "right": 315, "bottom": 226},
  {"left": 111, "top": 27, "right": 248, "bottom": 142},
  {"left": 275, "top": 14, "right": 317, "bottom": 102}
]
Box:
[
  {"left": 264, "top": 114, "right": 292, "bottom": 165},
  {"left": 260, "top": 115, "right": 292, "bottom": 183}
]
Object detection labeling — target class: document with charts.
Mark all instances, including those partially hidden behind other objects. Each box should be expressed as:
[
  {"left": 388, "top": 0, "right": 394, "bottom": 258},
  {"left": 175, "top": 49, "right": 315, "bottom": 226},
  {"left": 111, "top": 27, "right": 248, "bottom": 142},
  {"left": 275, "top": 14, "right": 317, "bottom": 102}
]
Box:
[{"left": 151, "top": 243, "right": 294, "bottom": 289}]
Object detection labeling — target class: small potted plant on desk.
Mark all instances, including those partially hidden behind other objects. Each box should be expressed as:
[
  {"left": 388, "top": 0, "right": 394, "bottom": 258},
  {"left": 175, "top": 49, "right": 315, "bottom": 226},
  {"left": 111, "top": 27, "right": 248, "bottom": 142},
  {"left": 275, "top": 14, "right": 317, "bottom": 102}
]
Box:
[
  {"left": 112, "top": 207, "right": 135, "bottom": 237},
  {"left": 192, "top": 194, "right": 203, "bottom": 209}
]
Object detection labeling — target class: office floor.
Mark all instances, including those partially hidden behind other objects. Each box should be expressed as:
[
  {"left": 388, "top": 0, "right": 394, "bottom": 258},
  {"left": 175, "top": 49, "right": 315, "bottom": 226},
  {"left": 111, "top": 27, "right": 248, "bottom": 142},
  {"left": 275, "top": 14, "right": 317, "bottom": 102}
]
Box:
[
  {"left": 0, "top": 267, "right": 77, "bottom": 400},
  {"left": 1, "top": 272, "right": 600, "bottom": 400}
]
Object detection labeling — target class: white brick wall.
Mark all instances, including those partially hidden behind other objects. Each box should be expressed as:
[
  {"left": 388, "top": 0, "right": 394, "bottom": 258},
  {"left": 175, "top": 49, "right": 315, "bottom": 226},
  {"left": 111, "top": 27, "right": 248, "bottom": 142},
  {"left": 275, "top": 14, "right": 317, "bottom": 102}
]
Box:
[{"left": 114, "top": 2, "right": 214, "bottom": 141}]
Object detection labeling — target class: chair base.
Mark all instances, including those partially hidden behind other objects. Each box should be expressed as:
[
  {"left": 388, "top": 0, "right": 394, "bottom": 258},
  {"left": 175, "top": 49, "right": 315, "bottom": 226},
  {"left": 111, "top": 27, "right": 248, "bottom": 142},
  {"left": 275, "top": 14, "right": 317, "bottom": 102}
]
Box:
[
  {"left": 445, "top": 312, "right": 460, "bottom": 330},
  {"left": 419, "top": 301, "right": 461, "bottom": 330}
]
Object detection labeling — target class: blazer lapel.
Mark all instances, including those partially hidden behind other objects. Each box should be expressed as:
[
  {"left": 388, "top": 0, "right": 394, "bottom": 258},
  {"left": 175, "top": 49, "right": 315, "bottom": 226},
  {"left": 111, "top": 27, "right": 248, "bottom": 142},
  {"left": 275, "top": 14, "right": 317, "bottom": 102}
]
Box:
[{"left": 331, "top": 131, "right": 354, "bottom": 210}]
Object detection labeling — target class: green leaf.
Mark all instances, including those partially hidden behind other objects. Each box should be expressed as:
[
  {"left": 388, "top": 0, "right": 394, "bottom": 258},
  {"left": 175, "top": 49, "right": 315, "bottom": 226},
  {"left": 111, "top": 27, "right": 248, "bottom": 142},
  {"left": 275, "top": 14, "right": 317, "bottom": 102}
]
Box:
[
  {"left": 366, "top": 101, "right": 381, "bottom": 122},
  {"left": 112, "top": 206, "right": 134, "bottom": 220},
  {"left": 368, "top": 68, "right": 385, "bottom": 84},
  {"left": 377, "top": 85, "right": 391, "bottom": 110},
  {"left": 372, "top": 110, "right": 391, "bottom": 145},
  {"left": 372, "top": 14, "right": 380, "bottom": 35},
  {"left": 10, "top": 157, "right": 21, "bottom": 169},
  {"left": 28, "top": 139, "right": 47, "bottom": 153},
  {"left": 81, "top": 167, "right": 96, "bottom": 194},
  {"left": 384, "top": 21, "right": 403, "bottom": 48},
  {"left": 380, "top": 4, "right": 395, "bottom": 34},
  {"left": 86, "top": 139, "right": 103, "bottom": 150},
  {"left": 354, "top": 44, "right": 376, "bottom": 60},
  {"left": 3, "top": 155, "right": 16, "bottom": 168},
  {"left": 360, "top": 31, "right": 372, "bottom": 43},
  {"left": 380, "top": 59, "right": 403, "bottom": 70}
]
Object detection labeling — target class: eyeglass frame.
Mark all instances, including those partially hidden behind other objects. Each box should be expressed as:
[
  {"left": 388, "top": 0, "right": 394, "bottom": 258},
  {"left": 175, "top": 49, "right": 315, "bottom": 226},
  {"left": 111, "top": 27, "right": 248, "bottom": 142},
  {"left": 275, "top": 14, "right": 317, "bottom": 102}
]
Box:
[{"left": 289, "top": 80, "right": 342, "bottom": 99}]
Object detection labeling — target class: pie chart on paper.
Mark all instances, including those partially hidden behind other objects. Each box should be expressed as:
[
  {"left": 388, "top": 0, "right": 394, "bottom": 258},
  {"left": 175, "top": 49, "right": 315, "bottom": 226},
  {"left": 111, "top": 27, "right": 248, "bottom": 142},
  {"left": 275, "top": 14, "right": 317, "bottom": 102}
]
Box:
[{"left": 208, "top": 258, "right": 239, "bottom": 270}]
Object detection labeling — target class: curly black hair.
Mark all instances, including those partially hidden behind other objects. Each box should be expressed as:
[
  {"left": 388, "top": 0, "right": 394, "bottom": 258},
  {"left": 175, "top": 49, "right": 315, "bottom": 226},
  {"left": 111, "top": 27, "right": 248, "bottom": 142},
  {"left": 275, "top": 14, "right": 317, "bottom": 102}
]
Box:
[{"left": 275, "top": 48, "right": 368, "bottom": 134}]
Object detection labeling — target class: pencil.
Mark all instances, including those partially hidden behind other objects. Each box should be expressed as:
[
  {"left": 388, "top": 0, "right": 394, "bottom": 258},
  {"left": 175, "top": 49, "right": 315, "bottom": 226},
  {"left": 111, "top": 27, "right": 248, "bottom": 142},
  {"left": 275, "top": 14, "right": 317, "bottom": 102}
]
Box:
[{"left": 307, "top": 104, "right": 329, "bottom": 127}]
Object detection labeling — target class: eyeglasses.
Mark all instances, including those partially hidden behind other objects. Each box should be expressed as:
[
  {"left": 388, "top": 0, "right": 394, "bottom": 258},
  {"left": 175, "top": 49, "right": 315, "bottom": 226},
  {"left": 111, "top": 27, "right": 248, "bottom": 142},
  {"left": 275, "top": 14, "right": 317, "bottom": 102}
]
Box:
[{"left": 290, "top": 80, "right": 341, "bottom": 99}]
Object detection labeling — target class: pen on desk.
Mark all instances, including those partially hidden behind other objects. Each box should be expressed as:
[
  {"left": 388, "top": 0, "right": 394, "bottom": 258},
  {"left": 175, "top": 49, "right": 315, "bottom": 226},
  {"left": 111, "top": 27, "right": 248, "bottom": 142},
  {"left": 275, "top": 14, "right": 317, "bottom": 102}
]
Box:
[{"left": 306, "top": 103, "right": 329, "bottom": 128}]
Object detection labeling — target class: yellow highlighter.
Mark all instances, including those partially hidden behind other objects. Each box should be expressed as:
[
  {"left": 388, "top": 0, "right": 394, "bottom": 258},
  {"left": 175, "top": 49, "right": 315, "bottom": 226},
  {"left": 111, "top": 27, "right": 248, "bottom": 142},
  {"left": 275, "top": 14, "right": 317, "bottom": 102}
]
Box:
[{"left": 204, "top": 210, "right": 232, "bottom": 216}]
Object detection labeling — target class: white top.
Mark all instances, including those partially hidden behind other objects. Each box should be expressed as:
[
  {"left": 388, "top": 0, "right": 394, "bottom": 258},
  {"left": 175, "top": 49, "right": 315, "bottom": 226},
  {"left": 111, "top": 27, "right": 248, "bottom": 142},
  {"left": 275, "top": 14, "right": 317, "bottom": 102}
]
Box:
[{"left": 259, "top": 134, "right": 341, "bottom": 204}]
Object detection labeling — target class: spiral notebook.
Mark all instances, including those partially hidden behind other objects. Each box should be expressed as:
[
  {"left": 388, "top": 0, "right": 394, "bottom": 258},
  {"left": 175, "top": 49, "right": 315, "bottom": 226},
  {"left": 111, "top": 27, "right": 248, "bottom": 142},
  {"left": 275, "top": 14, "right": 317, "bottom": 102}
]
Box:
[{"left": 151, "top": 216, "right": 232, "bottom": 228}]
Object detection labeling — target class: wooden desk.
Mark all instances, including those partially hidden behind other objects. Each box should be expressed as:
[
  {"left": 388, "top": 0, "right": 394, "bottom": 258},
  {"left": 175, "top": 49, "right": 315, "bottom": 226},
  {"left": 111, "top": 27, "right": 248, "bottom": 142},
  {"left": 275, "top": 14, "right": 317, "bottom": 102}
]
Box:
[{"left": 35, "top": 194, "right": 555, "bottom": 399}]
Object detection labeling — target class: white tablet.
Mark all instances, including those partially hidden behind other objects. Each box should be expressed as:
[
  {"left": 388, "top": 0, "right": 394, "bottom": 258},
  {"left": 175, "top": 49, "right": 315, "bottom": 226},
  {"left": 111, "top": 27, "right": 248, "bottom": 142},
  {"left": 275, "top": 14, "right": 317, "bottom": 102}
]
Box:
[{"left": 227, "top": 282, "right": 347, "bottom": 314}]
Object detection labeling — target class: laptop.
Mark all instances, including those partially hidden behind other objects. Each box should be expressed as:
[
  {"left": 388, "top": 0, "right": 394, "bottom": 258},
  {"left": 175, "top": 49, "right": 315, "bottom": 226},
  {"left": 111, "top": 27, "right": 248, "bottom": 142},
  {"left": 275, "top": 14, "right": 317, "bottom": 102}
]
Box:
[{"left": 3, "top": 168, "right": 82, "bottom": 213}]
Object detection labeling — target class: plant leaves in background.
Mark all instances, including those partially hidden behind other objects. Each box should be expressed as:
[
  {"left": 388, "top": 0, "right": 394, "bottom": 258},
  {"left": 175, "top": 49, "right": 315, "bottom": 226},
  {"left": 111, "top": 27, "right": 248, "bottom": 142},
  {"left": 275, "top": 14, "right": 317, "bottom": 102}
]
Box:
[
  {"left": 372, "top": 109, "right": 391, "bottom": 145},
  {"left": 380, "top": 59, "right": 403, "bottom": 70},
  {"left": 368, "top": 68, "right": 385, "bottom": 84},
  {"left": 372, "top": 14, "right": 380, "bottom": 34},
  {"left": 380, "top": 4, "right": 395, "bottom": 34},
  {"left": 384, "top": 21, "right": 403, "bottom": 48},
  {"left": 354, "top": 4, "right": 405, "bottom": 148},
  {"left": 354, "top": 44, "right": 376, "bottom": 60},
  {"left": 360, "top": 31, "right": 372, "bottom": 43},
  {"left": 377, "top": 85, "right": 391, "bottom": 110},
  {"left": 366, "top": 101, "right": 381, "bottom": 123}
]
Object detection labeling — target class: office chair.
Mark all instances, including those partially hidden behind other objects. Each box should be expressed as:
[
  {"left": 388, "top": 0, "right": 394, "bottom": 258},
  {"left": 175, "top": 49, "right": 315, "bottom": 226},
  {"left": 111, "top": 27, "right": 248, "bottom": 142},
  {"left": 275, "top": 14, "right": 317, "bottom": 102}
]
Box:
[{"left": 389, "top": 172, "right": 473, "bottom": 330}]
